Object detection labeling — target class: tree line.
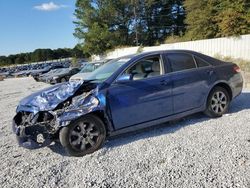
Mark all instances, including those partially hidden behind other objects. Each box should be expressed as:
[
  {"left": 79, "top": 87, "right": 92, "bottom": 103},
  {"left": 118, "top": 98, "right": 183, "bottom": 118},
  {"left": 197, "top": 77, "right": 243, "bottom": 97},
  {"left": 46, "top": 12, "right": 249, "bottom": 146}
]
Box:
[
  {"left": 74, "top": 0, "right": 250, "bottom": 55},
  {"left": 1, "top": 0, "right": 249, "bottom": 67},
  {"left": 0, "top": 45, "right": 85, "bottom": 67}
]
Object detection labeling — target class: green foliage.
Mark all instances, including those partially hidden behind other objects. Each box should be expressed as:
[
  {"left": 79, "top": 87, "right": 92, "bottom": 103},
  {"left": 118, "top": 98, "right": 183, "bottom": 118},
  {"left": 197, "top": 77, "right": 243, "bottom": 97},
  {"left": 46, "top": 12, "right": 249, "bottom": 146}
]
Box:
[
  {"left": 72, "top": 44, "right": 87, "bottom": 58},
  {"left": 136, "top": 45, "right": 144, "bottom": 53},
  {"left": 184, "top": 0, "right": 250, "bottom": 40},
  {"left": 74, "top": 0, "right": 186, "bottom": 54},
  {"left": 164, "top": 35, "right": 188, "bottom": 44},
  {"left": 216, "top": 0, "right": 250, "bottom": 37},
  {"left": 82, "top": 22, "right": 113, "bottom": 55},
  {"left": 0, "top": 46, "right": 87, "bottom": 67},
  {"left": 71, "top": 57, "right": 80, "bottom": 68}
]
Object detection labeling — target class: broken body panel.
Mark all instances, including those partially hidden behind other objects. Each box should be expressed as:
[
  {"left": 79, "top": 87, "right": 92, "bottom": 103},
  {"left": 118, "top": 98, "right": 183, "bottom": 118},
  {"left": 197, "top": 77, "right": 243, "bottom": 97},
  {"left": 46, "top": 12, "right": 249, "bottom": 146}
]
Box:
[
  {"left": 13, "top": 80, "right": 110, "bottom": 148},
  {"left": 12, "top": 50, "right": 244, "bottom": 151}
]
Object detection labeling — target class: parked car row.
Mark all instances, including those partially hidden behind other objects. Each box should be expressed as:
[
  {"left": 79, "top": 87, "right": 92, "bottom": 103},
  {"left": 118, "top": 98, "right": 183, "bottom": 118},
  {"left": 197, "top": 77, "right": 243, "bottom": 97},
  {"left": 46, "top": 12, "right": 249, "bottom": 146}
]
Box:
[
  {"left": 13, "top": 50, "right": 243, "bottom": 156},
  {"left": 31, "top": 65, "right": 66, "bottom": 81},
  {"left": 0, "top": 61, "right": 70, "bottom": 78},
  {"left": 37, "top": 68, "right": 80, "bottom": 84},
  {"left": 33, "top": 60, "right": 108, "bottom": 84}
]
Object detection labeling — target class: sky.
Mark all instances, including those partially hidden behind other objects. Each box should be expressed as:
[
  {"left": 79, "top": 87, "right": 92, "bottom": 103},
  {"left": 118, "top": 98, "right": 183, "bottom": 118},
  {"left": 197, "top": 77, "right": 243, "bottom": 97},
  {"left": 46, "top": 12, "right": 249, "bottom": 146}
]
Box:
[{"left": 0, "top": 0, "right": 78, "bottom": 56}]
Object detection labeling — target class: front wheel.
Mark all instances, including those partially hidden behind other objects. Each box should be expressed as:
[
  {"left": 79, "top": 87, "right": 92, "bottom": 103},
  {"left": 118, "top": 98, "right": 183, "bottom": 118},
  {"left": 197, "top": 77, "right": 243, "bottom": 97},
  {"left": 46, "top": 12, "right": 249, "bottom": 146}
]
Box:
[
  {"left": 204, "top": 87, "right": 230, "bottom": 118},
  {"left": 59, "top": 114, "right": 106, "bottom": 157}
]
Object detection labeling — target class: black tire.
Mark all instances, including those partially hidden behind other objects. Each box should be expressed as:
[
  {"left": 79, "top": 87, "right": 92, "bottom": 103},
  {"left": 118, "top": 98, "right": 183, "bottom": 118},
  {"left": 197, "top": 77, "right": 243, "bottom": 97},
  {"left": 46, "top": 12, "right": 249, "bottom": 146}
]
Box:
[
  {"left": 204, "top": 86, "right": 230, "bottom": 118},
  {"left": 59, "top": 114, "right": 106, "bottom": 157}
]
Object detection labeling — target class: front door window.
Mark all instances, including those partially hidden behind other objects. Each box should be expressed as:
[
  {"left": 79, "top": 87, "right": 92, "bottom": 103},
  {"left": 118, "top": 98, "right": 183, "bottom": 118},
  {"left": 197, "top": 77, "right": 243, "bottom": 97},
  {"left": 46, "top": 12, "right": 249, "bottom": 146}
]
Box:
[{"left": 123, "top": 56, "right": 162, "bottom": 80}]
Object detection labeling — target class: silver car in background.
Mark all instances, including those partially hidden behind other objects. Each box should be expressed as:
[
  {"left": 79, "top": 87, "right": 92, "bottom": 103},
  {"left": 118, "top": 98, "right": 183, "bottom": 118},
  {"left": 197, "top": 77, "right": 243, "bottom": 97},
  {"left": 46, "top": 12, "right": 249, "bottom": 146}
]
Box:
[{"left": 69, "top": 60, "right": 109, "bottom": 82}]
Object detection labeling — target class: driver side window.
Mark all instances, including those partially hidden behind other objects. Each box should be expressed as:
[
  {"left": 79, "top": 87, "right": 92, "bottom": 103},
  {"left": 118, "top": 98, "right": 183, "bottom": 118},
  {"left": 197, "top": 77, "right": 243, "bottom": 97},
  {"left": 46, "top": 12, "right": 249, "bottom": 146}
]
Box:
[{"left": 124, "top": 56, "right": 162, "bottom": 80}]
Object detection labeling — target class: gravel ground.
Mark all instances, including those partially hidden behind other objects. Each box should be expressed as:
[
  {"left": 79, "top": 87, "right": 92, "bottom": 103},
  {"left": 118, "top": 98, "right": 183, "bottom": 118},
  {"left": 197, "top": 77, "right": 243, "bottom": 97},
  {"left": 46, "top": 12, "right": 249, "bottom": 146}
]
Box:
[{"left": 0, "top": 77, "right": 249, "bottom": 188}]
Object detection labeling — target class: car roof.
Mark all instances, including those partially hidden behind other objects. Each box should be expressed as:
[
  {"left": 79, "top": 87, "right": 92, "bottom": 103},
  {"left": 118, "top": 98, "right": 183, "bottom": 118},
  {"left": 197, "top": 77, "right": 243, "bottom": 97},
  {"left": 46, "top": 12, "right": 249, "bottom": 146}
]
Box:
[
  {"left": 89, "top": 60, "right": 105, "bottom": 64},
  {"left": 119, "top": 50, "right": 225, "bottom": 66}
]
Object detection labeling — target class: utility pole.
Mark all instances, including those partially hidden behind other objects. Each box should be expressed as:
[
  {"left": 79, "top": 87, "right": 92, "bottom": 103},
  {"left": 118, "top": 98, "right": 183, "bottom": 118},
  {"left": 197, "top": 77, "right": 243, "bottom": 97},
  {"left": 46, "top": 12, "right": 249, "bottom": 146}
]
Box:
[{"left": 133, "top": 0, "right": 139, "bottom": 46}]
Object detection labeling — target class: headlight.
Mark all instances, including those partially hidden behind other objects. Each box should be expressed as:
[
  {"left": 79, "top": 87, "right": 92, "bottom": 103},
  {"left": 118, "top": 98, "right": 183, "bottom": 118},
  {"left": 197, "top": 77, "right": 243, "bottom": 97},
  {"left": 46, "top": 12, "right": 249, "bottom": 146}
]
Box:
[
  {"left": 83, "top": 96, "right": 99, "bottom": 107},
  {"left": 73, "top": 95, "right": 99, "bottom": 108},
  {"left": 53, "top": 76, "right": 59, "bottom": 80}
]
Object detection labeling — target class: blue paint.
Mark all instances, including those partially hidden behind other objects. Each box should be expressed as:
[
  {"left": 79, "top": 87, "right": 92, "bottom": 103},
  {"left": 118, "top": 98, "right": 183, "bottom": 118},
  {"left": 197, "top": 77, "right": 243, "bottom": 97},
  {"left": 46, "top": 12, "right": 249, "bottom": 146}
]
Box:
[{"left": 13, "top": 50, "right": 244, "bottom": 148}]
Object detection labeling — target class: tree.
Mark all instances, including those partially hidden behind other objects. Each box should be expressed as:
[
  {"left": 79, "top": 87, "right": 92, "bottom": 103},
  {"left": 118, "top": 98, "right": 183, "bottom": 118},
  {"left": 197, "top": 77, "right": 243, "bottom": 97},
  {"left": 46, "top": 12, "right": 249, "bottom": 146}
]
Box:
[
  {"left": 184, "top": 0, "right": 219, "bottom": 40},
  {"left": 136, "top": 0, "right": 186, "bottom": 45},
  {"left": 0, "top": 48, "right": 83, "bottom": 67},
  {"left": 216, "top": 0, "right": 250, "bottom": 37},
  {"left": 184, "top": 0, "right": 250, "bottom": 40},
  {"left": 14, "top": 54, "right": 26, "bottom": 64},
  {"left": 74, "top": 0, "right": 186, "bottom": 53},
  {"left": 72, "top": 44, "right": 86, "bottom": 58}
]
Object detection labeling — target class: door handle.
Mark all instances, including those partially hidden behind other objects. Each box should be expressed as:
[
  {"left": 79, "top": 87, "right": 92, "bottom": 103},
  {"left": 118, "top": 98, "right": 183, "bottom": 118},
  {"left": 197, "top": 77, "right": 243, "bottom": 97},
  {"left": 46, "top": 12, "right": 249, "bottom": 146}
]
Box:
[
  {"left": 160, "top": 80, "right": 168, "bottom": 85},
  {"left": 206, "top": 70, "right": 214, "bottom": 76}
]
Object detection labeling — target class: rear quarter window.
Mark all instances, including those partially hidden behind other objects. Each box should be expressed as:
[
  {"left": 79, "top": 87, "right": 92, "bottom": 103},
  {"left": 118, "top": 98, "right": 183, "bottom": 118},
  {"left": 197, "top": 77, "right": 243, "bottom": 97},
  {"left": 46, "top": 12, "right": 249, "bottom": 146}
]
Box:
[
  {"left": 167, "top": 53, "right": 196, "bottom": 72},
  {"left": 195, "top": 56, "right": 211, "bottom": 67}
]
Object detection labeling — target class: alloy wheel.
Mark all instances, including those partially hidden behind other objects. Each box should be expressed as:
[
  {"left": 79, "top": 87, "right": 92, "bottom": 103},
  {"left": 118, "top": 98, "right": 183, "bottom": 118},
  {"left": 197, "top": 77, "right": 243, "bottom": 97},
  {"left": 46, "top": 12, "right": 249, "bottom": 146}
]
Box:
[
  {"left": 69, "top": 122, "right": 100, "bottom": 151},
  {"left": 211, "top": 91, "right": 227, "bottom": 114}
]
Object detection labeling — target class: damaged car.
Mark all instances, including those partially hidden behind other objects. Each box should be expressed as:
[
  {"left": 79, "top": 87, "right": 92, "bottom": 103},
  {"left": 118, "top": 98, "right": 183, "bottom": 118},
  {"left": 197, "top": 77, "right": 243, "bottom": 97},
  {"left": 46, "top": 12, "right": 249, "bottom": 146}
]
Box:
[{"left": 13, "top": 50, "right": 243, "bottom": 156}]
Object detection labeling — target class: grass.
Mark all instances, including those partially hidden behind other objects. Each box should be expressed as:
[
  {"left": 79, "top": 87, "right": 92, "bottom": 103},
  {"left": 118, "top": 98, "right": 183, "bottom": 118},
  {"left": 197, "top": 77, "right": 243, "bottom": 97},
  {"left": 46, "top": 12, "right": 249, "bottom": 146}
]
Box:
[{"left": 164, "top": 36, "right": 189, "bottom": 44}]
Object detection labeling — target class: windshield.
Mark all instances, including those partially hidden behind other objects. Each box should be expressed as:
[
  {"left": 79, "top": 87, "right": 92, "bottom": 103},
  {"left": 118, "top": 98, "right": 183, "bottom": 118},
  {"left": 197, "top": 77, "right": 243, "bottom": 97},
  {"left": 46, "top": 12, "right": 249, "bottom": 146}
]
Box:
[
  {"left": 51, "top": 68, "right": 69, "bottom": 74},
  {"left": 57, "top": 68, "right": 69, "bottom": 74},
  {"left": 85, "top": 58, "right": 131, "bottom": 82},
  {"left": 47, "top": 69, "right": 58, "bottom": 74},
  {"left": 80, "top": 63, "right": 101, "bottom": 73}
]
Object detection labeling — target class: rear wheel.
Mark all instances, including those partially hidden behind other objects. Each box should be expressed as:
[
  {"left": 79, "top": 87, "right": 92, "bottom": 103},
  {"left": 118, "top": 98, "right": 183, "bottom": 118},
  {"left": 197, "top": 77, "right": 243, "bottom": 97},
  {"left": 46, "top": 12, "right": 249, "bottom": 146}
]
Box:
[
  {"left": 59, "top": 114, "right": 106, "bottom": 157},
  {"left": 204, "top": 86, "right": 230, "bottom": 117}
]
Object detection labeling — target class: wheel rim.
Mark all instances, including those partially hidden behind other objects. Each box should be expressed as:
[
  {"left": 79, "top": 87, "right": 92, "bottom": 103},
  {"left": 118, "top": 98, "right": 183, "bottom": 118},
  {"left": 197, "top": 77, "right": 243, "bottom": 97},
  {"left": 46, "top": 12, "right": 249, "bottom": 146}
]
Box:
[
  {"left": 61, "top": 78, "right": 66, "bottom": 82},
  {"left": 69, "top": 121, "right": 100, "bottom": 151},
  {"left": 211, "top": 91, "right": 227, "bottom": 114}
]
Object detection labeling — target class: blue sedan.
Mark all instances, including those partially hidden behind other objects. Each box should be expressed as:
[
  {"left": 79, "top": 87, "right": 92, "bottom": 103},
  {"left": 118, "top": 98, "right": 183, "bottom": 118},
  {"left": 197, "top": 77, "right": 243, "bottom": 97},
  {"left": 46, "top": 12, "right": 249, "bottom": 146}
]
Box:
[{"left": 13, "top": 50, "right": 243, "bottom": 156}]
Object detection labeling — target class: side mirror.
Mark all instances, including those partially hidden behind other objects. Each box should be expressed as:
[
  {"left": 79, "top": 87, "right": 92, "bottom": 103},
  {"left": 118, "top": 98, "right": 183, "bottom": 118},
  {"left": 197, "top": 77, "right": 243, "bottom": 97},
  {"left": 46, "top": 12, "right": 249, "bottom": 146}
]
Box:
[{"left": 116, "top": 74, "right": 132, "bottom": 83}]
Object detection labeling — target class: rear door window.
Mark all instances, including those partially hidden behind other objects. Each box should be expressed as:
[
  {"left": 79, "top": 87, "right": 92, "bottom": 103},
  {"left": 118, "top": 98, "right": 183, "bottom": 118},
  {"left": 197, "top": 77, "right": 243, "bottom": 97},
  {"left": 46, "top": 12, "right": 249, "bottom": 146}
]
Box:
[{"left": 167, "top": 53, "right": 196, "bottom": 72}]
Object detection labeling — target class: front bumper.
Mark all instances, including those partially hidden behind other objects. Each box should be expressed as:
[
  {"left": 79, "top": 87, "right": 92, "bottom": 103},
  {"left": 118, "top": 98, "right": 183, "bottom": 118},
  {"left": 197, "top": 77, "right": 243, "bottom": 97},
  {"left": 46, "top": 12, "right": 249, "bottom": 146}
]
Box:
[{"left": 12, "top": 119, "right": 52, "bottom": 149}]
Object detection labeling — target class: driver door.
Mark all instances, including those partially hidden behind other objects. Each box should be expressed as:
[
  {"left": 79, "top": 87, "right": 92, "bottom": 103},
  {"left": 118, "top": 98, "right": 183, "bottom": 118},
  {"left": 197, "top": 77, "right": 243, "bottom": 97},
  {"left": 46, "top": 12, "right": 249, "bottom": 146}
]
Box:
[{"left": 107, "top": 54, "right": 173, "bottom": 130}]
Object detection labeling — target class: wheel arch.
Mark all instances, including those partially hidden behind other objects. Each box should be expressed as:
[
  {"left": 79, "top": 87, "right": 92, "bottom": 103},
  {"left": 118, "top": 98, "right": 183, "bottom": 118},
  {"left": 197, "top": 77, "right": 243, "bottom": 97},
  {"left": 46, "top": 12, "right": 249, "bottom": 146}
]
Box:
[
  {"left": 210, "top": 82, "right": 233, "bottom": 101},
  {"left": 67, "top": 110, "right": 114, "bottom": 134}
]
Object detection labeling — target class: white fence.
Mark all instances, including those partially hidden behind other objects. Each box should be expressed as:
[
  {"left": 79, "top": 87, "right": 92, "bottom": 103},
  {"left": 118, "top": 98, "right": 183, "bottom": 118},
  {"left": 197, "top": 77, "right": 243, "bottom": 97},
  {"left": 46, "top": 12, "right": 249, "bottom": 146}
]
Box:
[{"left": 105, "top": 34, "right": 250, "bottom": 60}]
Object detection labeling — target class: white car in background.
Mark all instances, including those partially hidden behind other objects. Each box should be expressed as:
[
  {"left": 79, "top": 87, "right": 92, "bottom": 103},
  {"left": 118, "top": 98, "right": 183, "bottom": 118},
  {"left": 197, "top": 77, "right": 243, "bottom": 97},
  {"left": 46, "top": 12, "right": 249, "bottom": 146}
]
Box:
[{"left": 69, "top": 60, "right": 107, "bottom": 82}]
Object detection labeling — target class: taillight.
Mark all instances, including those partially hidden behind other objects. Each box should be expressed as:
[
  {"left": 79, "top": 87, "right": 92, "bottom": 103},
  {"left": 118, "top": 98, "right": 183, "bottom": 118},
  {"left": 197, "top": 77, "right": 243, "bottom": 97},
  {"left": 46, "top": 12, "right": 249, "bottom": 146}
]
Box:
[{"left": 233, "top": 65, "right": 241, "bottom": 73}]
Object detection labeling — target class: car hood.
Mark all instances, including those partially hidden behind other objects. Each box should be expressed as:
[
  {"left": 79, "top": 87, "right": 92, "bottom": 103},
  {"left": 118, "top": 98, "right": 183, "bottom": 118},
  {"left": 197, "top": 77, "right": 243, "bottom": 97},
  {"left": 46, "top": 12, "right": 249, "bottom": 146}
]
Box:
[
  {"left": 12, "top": 70, "right": 30, "bottom": 76},
  {"left": 40, "top": 72, "right": 61, "bottom": 79},
  {"left": 30, "top": 68, "right": 50, "bottom": 74},
  {"left": 43, "top": 70, "right": 71, "bottom": 79},
  {"left": 51, "top": 71, "right": 70, "bottom": 77},
  {"left": 17, "top": 81, "right": 84, "bottom": 113},
  {"left": 70, "top": 72, "right": 91, "bottom": 81}
]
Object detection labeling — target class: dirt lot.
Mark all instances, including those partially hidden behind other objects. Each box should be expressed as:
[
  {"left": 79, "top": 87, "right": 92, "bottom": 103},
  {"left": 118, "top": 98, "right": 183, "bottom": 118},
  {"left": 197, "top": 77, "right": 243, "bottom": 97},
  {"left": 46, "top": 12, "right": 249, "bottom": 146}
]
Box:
[{"left": 0, "top": 77, "right": 249, "bottom": 188}]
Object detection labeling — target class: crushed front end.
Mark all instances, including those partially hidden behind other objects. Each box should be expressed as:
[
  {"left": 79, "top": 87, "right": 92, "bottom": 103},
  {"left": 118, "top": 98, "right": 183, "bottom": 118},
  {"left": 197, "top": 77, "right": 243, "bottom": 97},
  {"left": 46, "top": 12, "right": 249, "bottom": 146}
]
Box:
[
  {"left": 12, "top": 80, "right": 105, "bottom": 149},
  {"left": 13, "top": 111, "right": 58, "bottom": 148}
]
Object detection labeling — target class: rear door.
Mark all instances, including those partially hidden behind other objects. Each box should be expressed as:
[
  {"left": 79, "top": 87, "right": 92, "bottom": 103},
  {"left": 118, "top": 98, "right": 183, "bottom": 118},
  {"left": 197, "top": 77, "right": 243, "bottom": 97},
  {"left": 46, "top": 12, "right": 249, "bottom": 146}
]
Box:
[
  {"left": 166, "top": 52, "right": 212, "bottom": 113},
  {"left": 107, "top": 54, "right": 173, "bottom": 130}
]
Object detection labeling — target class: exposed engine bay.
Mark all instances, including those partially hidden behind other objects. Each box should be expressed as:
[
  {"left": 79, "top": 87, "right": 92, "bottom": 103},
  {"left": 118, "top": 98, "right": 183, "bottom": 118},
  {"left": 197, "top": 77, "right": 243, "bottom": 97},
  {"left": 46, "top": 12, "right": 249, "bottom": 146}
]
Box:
[{"left": 13, "top": 80, "right": 105, "bottom": 148}]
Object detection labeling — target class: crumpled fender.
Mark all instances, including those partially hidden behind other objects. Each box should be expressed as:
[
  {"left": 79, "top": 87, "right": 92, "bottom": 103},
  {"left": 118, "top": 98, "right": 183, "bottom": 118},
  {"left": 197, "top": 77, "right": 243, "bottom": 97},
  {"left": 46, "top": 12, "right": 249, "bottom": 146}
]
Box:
[
  {"left": 15, "top": 80, "right": 110, "bottom": 132},
  {"left": 56, "top": 91, "right": 107, "bottom": 127}
]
